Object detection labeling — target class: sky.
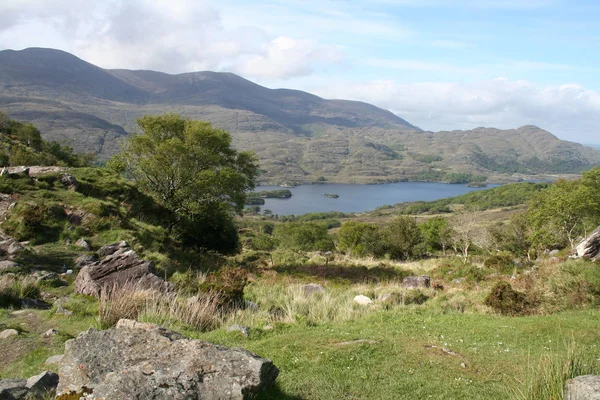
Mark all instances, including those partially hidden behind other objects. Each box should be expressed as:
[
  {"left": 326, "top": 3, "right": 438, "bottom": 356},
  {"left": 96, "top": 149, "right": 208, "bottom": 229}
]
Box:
[{"left": 1, "top": 0, "right": 599, "bottom": 144}]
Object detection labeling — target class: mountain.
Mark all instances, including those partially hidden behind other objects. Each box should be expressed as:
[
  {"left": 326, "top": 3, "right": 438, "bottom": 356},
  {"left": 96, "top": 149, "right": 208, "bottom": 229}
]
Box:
[{"left": 1, "top": 47, "right": 599, "bottom": 184}]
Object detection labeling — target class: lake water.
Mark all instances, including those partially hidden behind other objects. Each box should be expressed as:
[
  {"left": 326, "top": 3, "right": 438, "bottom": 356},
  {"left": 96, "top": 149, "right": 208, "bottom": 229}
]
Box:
[{"left": 254, "top": 182, "right": 499, "bottom": 216}]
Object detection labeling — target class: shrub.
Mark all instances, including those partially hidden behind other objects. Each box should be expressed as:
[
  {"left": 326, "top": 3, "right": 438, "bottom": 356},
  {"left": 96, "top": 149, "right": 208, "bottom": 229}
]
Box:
[
  {"left": 199, "top": 266, "right": 248, "bottom": 308},
  {"left": 337, "top": 221, "right": 380, "bottom": 257},
  {"left": 3, "top": 201, "right": 66, "bottom": 243},
  {"left": 484, "top": 253, "right": 517, "bottom": 274},
  {"left": 379, "top": 216, "right": 424, "bottom": 260},
  {"left": 273, "top": 222, "right": 334, "bottom": 252},
  {"left": 403, "top": 289, "right": 429, "bottom": 305},
  {"left": 484, "top": 281, "right": 537, "bottom": 316}
]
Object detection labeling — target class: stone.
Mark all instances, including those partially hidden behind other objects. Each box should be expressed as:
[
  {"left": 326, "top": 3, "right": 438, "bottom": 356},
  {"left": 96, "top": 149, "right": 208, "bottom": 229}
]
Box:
[
  {"left": 566, "top": 375, "right": 600, "bottom": 399},
  {"left": 0, "top": 329, "right": 19, "bottom": 339},
  {"left": 244, "top": 300, "right": 259, "bottom": 311},
  {"left": 44, "top": 354, "right": 64, "bottom": 365},
  {"left": 75, "top": 241, "right": 171, "bottom": 296},
  {"left": 59, "top": 173, "right": 79, "bottom": 190},
  {"left": 56, "top": 319, "right": 279, "bottom": 400},
  {"left": 353, "top": 295, "right": 373, "bottom": 305},
  {"left": 74, "top": 254, "right": 97, "bottom": 268},
  {"left": 0, "top": 260, "right": 19, "bottom": 271},
  {"left": 41, "top": 328, "right": 58, "bottom": 338},
  {"left": 74, "top": 238, "right": 91, "bottom": 251},
  {"left": 34, "top": 271, "right": 59, "bottom": 283},
  {"left": 55, "top": 307, "right": 73, "bottom": 316},
  {"left": 0, "top": 378, "right": 28, "bottom": 399},
  {"left": 226, "top": 324, "right": 250, "bottom": 337},
  {"left": 26, "top": 371, "right": 59, "bottom": 394},
  {"left": 302, "top": 283, "right": 325, "bottom": 297},
  {"left": 549, "top": 249, "right": 560, "bottom": 256},
  {"left": 576, "top": 226, "right": 600, "bottom": 261},
  {"left": 401, "top": 275, "right": 431, "bottom": 289},
  {"left": 20, "top": 298, "right": 51, "bottom": 310}
]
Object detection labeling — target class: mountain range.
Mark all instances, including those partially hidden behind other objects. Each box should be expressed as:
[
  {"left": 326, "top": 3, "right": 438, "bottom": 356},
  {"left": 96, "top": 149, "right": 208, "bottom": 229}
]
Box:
[{"left": 1, "top": 47, "right": 599, "bottom": 184}]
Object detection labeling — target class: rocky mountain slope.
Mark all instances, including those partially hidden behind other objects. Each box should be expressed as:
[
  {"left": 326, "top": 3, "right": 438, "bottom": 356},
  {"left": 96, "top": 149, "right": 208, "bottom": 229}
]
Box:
[{"left": 1, "top": 47, "right": 599, "bottom": 183}]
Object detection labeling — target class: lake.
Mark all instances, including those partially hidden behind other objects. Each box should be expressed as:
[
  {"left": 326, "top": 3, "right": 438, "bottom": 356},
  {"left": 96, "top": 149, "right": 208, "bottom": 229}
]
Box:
[{"left": 254, "top": 182, "right": 499, "bottom": 215}]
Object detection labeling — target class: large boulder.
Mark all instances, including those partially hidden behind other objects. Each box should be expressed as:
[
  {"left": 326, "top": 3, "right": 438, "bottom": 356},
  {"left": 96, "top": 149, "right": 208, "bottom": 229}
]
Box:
[
  {"left": 566, "top": 375, "right": 600, "bottom": 399},
  {"left": 401, "top": 275, "right": 431, "bottom": 289},
  {"left": 75, "top": 241, "right": 171, "bottom": 296},
  {"left": 57, "top": 319, "right": 279, "bottom": 400},
  {"left": 576, "top": 227, "right": 600, "bottom": 261}
]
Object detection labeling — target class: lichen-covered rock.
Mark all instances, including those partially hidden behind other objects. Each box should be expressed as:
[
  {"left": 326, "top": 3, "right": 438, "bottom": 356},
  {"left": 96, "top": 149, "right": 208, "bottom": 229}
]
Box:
[
  {"left": 59, "top": 173, "right": 79, "bottom": 190},
  {"left": 26, "top": 371, "right": 59, "bottom": 395},
  {"left": 566, "top": 375, "right": 600, "bottom": 399},
  {"left": 576, "top": 227, "right": 600, "bottom": 261},
  {"left": 0, "top": 378, "right": 28, "bottom": 399},
  {"left": 74, "top": 241, "right": 171, "bottom": 296},
  {"left": 57, "top": 319, "right": 279, "bottom": 400},
  {"left": 302, "top": 283, "right": 325, "bottom": 297},
  {"left": 401, "top": 275, "right": 431, "bottom": 289},
  {"left": 74, "top": 238, "right": 91, "bottom": 251}
]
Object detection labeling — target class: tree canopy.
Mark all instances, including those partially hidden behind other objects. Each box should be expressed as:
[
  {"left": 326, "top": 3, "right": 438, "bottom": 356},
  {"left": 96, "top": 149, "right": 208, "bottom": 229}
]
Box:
[{"left": 112, "top": 114, "right": 258, "bottom": 253}]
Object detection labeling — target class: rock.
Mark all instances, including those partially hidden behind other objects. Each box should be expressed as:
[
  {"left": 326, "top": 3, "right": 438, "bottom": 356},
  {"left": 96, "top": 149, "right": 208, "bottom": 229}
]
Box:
[
  {"left": 353, "top": 295, "right": 373, "bottom": 305},
  {"left": 302, "top": 283, "right": 325, "bottom": 297},
  {"left": 20, "top": 298, "right": 51, "bottom": 310},
  {"left": 55, "top": 307, "right": 73, "bottom": 316},
  {"left": 566, "top": 375, "right": 600, "bottom": 399},
  {"left": 460, "top": 362, "right": 467, "bottom": 369},
  {"left": 576, "top": 227, "right": 600, "bottom": 261},
  {"left": 41, "top": 328, "right": 58, "bottom": 338},
  {"left": 74, "top": 238, "right": 91, "bottom": 251},
  {"left": 44, "top": 354, "right": 64, "bottom": 365},
  {"left": 26, "top": 371, "right": 59, "bottom": 394},
  {"left": 0, "top": 329, "right": 19, "bottom": 339},
  {"left": 59, "top": 173, "right": 79, "bottom": 190},
  {"left": 226, "top": 324, "right": 250, "bottom": 337},
  {"left": 244, "top": 300, "right": 259, "bottom": 311},
  {"left": 401, "top": 275, "right": 431, "bottom": 289},
  {"left": 549, "top": 249, "right": 560, "bottom": 256},
  {"left": 75, "top": 241, "right": 171, "bottom": 296},
  {"left": 97, "top": 241, "right": 128, "bottom": 258},
  {"left": 0, "top": 378, "right": 28, "bottom": 399},
  {"left": 56, "top": 319, "right": 279, "bottom": 400},
  {"left": 5, "top": 166, "right": 29, "bottom": 177},
  {"left": 0, "top": 260, "right": 19, "bottom": 271},
  {"left": 34, "top": 271, "right": 59, "bottom": 283},
  {"left": 74, "top": 254, "right": 97, "bottom": 268},
  {"left": 378, "top": 293, "right": 392, "bottom": 302}
]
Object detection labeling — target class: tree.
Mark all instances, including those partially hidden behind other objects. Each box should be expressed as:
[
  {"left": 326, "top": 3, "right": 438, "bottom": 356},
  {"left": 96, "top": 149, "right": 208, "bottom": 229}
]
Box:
[
  {"left": 419, "top": 217, "right": 452, "bottom": 254},
  {"left": 115, "top": 114, "right": 258, "bottom": 253},
  {"left": 337, "top": 221, "right": 380, "bottom": 257},
  {"left": 273, "top": 222, "right": 334, "bottom": 252},
  {"left": 380, "top": 216, "right": 423, "bottom": 260},
  {"left": 527, "top": 179, "right": 597, "bottom": 250}
]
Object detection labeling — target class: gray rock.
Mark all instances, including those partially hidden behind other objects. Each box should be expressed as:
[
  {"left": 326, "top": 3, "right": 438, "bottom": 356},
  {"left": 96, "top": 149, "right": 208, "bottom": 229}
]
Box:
[
  {"left": 75, "top": 241, "right": 171, "bottom": 296},
  {"left": 74, "top": 238, "right": 91, "bottom": 251},
  {"left": 353, "top": 295, "right": 373, "bottom": 305},
  {"left": 401, "top": 275, "right": 431, "bottom": 289},
  {"left": 74, "top": 254, "right": 97, "bottom": 268},
  {"left": 566, "top": 375, "right": 600, "bottom": 399},
  {"left": 576, "top": 227, "right": 600, "bottom": 261},
  {"left": 56, "top": 319, "right": 279, "bottom": 400},
  {"left": 59, "top": 173, "right": 79, "bottom": 190},
  {"left": 44, "top": 355, "right": 64, "bottom": 365},
  {"left": 0, "top": 329, "right": 19, "bottom": 339},
  {"left": 0, "top": 260, "right": 19, "bottom": 271},
  {"left": 0, "top": 378, "right": 28, "bottom": 399},
  {"left": 26, "top": 371, "right": 59, "bottom": 394},
  {"left": 302, "top": 283, "right": 325, "bottom": 297},
  {"left": 226, "top": 324, "right": 250, "bottom": 337},
  {"left": 244, "top": 300, "right": 259, "bottom": 311},
  {"left": 41, "top": 328, "right": 58, "bottom": 338},
  {"left": 549, "top": 249, "right": 560, "bottom": 256},
  {"left": 20, "top": 298, "right": 51, "bottom": 310}
]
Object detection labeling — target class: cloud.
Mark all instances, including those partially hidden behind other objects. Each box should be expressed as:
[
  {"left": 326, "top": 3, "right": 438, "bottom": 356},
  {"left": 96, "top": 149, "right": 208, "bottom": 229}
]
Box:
[
  {"left": 313, "top": 78, "right": 600, "bottom": 142},
  {"left": 0, "top": 0, "right": 341, "bottom": 79}
]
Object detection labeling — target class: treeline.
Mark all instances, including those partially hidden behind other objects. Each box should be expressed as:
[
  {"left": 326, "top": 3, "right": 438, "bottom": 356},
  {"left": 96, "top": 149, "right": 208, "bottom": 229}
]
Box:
[{"left": 0, "top": 112, "right": 93, "bottom": 167}]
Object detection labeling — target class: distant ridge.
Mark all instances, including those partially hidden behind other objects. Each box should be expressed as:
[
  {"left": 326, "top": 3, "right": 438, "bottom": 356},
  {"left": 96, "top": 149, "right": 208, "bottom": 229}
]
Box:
[{"left": 1, "top": 47, "right": 599, "bottom": 184}]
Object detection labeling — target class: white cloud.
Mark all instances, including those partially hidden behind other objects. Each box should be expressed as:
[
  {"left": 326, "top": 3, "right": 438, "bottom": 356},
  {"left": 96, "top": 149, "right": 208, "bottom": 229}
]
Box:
[
  {"left": 0, "top": 0, "right": 341, "bottom": 79},
  {"left": 313, "top": 78, "right": 600, "bottom": 142}
]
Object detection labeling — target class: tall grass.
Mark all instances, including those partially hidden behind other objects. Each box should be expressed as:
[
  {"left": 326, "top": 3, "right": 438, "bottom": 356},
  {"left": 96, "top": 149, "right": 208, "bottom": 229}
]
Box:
[
  {"left": 0, "top": 275, "right": 41, "bottom": 308},
  {"left": 514, "top": 342, "right": 600, "bottom": 400},
  {"left": 97, "top": 282, "right": 222, "bottom": 331}
]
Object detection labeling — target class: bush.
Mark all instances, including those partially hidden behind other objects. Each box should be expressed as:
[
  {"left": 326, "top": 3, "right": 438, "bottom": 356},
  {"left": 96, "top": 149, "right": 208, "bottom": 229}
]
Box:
[
  {"left": 199, "top": 266, "right": 248, "bottom": 308},
  {"left": 379, "top": 216, "right": 424, "bottom": 260},
  {"left": 403, "top": 290, "right": 429, "bottom": 305},
  {"left": 484, "top": 253, "right": 517, "bottom": 274},
  {"left": 337, "top": 221, "right": 380, "bottom": 257},
  {"left": 273, "top": 222, "right": 334, "bottom": 252},
  {"left": 3, "top": 201, "right": 67, "bottom": 243},
  {"left": 484, "top": 281, "right": 537, "bottom": 316}
]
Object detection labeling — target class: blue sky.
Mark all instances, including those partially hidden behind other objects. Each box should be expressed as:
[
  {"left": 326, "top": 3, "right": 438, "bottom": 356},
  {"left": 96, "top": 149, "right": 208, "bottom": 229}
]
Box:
[{"left": 1, "top": 0, "right": 599, "bottom": 143}]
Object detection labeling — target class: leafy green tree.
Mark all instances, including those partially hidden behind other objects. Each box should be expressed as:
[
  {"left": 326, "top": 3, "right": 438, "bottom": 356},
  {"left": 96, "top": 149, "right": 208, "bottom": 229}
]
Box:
[
  {"left": 419, "top": 217, "right": 452, "bottom": 254},
  {"left": 527, "top": 179, "right": 597, "bottom": 249},
  {"left": 337, "top": 221, "right": 380, "bottom": 257},
  {"left": 115, "top": 114, "right": 258, "bottom": 253},
  {"left": 273, "top": 222, "right": 334, "bottom": 251},
  {"left": 380, "top": 216, "right": 423, "bottom": 260}
]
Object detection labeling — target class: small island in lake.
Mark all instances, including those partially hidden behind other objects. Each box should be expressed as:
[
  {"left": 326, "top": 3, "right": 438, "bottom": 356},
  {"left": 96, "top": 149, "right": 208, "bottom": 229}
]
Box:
[{"left": 324, "top": 193, "right": 339, "bottom": 198}]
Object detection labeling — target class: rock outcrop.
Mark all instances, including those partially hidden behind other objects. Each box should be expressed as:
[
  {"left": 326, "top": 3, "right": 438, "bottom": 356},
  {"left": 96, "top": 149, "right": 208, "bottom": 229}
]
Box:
[
  {"left": 566, "top": 375, "right": 600, "bottom": 399},
  {"left": 401, "top": 275, "right": 431, "bottom": 289},
  {"left": 57, "top": 319, "right": 279, "bottom": 400},
  {"left": 576, "top": 227, "right": 600, "bottom": 261},
  {"left": 0, "top": 371, "right": 58, "bottom": 399},
  {"left": 75, "top": 241, "right": 171, "bottom": 296}
]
